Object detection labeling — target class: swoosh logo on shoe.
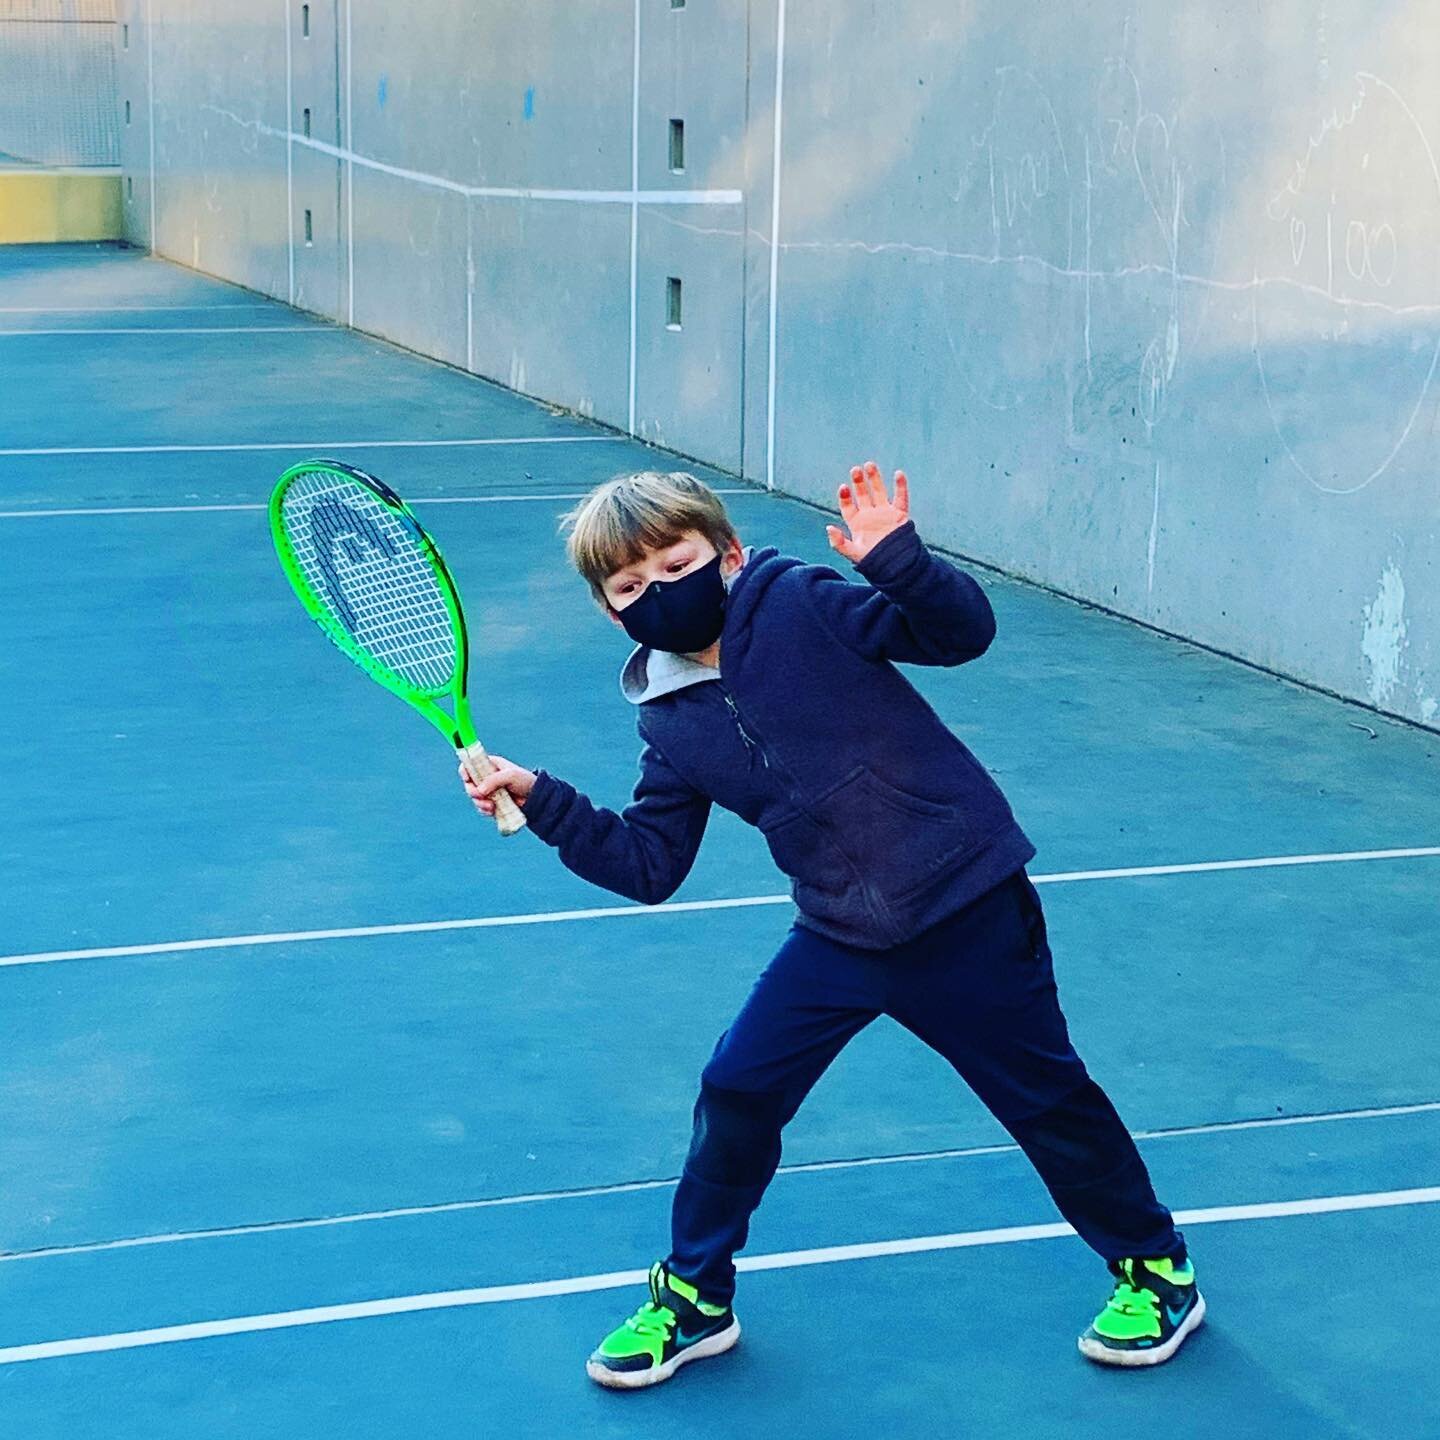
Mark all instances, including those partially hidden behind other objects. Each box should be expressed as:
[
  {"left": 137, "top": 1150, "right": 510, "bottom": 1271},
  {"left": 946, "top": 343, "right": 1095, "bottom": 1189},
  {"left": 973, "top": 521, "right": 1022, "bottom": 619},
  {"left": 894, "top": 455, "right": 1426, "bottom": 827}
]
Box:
[
  {"left": 676, "top": 1320, "right": 727, "bottom": 1350},
  {"left": 1165, "top": 1299, "right": 1193, "bottom": 1328}
]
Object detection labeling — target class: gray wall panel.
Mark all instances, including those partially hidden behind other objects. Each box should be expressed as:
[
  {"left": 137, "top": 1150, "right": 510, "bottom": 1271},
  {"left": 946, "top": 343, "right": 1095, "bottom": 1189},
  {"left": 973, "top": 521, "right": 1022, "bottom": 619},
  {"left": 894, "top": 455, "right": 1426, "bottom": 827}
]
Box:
[
  {"left": 290, "top": 140, "right": 341, "bottom": 318},
  {"left": 633, "top": 0, "right": 748, "bottom": 467},
  {"left": 767, "top": 1, "right": 1440, "bottom": 727},
  {"left": 0, "top": 0, "right": 118, "bottom": 166},
  {"left": 635, "top": 205, "right": 745, "bottom": 469},
  {"left": 113, "top": 0, "right": 151, "bottom": 247},
  {"left": 349, "top": 4, "right": 633, "bottom": 193},
  {"left": 119, "top": 0, "right": 1440, "bottom": 728},
  {"left": 124, "top": 0, "right": 293, "bottom": 298},
  {"left": 466, "top": 196, "right": 631, "bottom": 426},
  {"left": 636, "top": 0, "right": 748, "bottom": 193},
  {"left": 286, "top": 0, "right": 340, "bottom": 315},
  {"left": 351, "top": 166, "right": 468, "bottom": 367}
]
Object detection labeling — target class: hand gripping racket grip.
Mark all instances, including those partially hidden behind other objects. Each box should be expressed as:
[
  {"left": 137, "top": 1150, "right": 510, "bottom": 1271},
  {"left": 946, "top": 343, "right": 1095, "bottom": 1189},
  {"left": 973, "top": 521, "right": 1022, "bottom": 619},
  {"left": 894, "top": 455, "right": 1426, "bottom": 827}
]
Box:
[{"left": 460, "top": 742, "right": 528, "bottom": 837}]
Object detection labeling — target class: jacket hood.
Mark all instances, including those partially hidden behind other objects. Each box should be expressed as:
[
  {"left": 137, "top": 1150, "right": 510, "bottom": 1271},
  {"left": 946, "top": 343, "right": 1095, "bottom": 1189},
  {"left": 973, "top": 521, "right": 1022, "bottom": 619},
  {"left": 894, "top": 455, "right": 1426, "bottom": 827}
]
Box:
[{"left": 620, "top": 544, "right": 800, "bottom": 704}]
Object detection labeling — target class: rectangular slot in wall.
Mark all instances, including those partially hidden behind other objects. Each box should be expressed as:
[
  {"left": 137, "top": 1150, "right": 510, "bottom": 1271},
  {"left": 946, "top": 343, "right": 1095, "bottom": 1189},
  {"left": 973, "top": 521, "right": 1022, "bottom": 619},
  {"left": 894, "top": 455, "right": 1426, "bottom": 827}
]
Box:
[
  {"left": 124, "top": 100, "right": 131, "bottom": 126},
  {"left": 666, "top": 276, "right": 682, "bottom": 329},
  {"left": 304, "top": 208, "right": 313, "bottom": 245},
  {"left": 126, "top": 175, "right": 133, "bottom": 201},
  {"left": 122, "top": 23, "right": 128, "bottom": 48},
  {"left": 302, "top": 4, "right": 310, "bottom": 37},
  {"left": 303, "top": 107, "right": 311, "bottom": 137},
  {"left": 671, "top": 0, "right": 685, "bottom": 8},
  {"left": 668, "top": 118, "right": 685, "bottom": 172}
]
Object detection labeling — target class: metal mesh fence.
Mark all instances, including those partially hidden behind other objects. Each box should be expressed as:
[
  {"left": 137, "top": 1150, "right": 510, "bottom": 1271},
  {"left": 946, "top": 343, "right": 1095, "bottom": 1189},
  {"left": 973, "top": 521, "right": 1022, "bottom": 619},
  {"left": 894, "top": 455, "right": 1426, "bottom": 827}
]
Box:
[{"left": 0, "top": 0, "right": 118, "bottom": 166}]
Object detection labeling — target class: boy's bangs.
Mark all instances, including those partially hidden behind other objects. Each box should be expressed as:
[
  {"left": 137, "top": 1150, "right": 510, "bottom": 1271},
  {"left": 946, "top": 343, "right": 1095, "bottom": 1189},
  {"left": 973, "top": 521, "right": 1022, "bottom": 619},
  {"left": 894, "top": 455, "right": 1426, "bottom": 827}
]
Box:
[
  {"left": 585, "top": 494, "right": 691, "bottom": 579},
  {"left": 563, "top": 471, "right": 737, "bottom": 598}
]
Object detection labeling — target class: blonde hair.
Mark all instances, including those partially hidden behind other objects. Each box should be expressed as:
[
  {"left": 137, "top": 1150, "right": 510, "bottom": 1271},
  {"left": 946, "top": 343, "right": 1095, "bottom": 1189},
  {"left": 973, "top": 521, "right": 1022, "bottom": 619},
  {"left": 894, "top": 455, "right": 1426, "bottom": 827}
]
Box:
[{"left": 559, "top": 470, "right": 738, "bottom": 603}]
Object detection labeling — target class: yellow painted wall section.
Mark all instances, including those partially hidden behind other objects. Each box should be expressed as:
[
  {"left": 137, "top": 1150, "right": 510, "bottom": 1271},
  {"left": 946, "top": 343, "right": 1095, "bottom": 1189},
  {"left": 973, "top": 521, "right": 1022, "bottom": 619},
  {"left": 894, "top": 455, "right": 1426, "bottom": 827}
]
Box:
[{"left": 0, "top": 170, "right": 123, "bottom": 244}]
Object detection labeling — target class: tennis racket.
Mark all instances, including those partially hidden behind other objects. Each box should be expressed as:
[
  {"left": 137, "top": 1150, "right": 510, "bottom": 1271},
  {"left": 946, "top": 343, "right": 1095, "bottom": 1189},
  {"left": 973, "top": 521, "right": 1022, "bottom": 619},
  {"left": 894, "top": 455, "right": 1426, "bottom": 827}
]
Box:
[{"left": 269, "top": 458, "right": 527, "bottom": 837}]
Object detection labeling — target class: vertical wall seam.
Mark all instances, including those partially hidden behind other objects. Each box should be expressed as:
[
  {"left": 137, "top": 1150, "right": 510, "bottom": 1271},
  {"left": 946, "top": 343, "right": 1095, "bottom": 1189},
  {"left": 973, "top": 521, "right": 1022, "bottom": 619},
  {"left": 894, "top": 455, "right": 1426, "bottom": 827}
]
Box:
[
  {"left": 627, "top": 0, "right": 641, "bottom": 435},
  {"left": 465, "top": 198, "right": 474, "bottom": 372},
  {"left": 764, "top": 0, "right": 786, "bottom": 491},
  {"left": 738, "top": 0, "right": 752, "bottom": 475},
  {"left": 284, "top": 0, "right": 294, "bottom": 303},
  {"left": 145, "top": 0, "right": 155, "bottom": 249},
  {"left": 345, "top": 0, "right": 354, "bottom": 327}
]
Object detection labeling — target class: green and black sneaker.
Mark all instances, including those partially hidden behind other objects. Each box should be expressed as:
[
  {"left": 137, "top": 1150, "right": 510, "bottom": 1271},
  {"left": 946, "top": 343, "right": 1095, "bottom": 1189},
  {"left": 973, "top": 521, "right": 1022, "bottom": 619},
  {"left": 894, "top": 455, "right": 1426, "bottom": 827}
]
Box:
[
  {"left": 1078, "top": 1255, "right": 1205, "bottom": 1366},
  {"left": 586, "top": 1261, "right": 740, "bottom": 1389}
]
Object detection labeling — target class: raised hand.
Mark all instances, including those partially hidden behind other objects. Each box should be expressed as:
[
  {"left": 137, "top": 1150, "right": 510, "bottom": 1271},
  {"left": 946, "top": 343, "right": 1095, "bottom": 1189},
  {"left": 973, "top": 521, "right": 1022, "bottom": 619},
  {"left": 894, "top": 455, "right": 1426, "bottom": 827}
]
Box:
[{"left": 826, "top": 461, "right": 910, "bottom": 564}]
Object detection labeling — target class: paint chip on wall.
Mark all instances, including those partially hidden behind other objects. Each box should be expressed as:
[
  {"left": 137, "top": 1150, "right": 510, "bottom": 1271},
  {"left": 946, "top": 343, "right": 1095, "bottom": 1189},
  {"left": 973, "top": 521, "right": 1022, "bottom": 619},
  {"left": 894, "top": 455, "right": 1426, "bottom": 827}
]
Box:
[{"left": 1360, "top": 564, "right": 1407, "bottom": 706}]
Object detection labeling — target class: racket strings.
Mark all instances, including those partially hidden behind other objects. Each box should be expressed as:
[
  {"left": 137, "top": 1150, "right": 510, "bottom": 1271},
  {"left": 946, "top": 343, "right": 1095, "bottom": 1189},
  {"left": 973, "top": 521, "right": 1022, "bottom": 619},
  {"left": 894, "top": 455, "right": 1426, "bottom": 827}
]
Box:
[{"left": 280, "top": 471, "right": 458, "bottom": 693}]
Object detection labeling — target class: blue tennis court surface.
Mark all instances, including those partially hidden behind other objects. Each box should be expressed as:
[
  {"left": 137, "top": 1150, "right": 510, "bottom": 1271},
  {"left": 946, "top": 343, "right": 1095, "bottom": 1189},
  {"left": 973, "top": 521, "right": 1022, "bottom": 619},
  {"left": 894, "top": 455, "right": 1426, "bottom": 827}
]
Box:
[{"left": 2, "top": 243, "right": 1438, "bottom": 1438}]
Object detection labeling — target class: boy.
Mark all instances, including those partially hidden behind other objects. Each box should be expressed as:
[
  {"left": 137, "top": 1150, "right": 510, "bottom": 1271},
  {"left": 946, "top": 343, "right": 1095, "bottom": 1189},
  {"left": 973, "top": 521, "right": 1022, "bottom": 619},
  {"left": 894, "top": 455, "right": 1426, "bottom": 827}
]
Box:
[{"left": 462, "top": 464, "right": 1204, "bottom": 1388}]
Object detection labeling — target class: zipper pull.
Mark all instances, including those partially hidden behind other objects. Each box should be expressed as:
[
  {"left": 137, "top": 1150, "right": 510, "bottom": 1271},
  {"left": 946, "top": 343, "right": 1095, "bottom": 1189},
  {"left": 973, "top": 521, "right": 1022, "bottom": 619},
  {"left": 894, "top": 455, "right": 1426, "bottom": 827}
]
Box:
[{"left": 722, "top": 691, "right": 760, "bottom": 767}]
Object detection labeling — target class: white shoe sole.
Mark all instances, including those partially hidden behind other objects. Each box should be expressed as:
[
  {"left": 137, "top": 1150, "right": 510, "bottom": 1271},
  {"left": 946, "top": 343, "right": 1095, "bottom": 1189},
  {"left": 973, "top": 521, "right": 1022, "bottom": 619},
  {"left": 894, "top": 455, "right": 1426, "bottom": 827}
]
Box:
[
  {"left": 587, "top": 1317, "right": 741, "bottom": 1390},
  {"left": 1077, "top": 1292, "right": 1206, "bottom": 1367}
]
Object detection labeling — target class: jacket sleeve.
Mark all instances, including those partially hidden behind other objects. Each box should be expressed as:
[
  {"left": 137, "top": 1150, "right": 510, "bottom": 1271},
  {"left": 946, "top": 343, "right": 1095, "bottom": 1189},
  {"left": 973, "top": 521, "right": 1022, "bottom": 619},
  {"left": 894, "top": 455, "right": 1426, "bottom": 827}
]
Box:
[
  {"left": 796, "top": 520, "right": 997, "bottom": 666},
  {"left": 520, "top": 729, "right": 711, "bottom": 906}
]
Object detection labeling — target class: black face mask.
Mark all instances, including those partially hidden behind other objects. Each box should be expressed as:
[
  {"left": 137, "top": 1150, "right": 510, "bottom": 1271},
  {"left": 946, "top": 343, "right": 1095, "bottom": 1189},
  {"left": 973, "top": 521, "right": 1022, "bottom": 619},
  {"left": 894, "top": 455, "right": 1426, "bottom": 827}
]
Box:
[{"left": 617, "top": 552, "right": 727, "bottom": 655}]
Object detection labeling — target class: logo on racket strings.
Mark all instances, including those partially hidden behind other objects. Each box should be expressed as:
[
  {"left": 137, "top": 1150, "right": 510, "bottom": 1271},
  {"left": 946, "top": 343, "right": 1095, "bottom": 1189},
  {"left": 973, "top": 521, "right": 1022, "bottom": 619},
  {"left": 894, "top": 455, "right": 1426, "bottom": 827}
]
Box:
[{"left": 306, "top": 497, "right": 406, "bottom": 637}]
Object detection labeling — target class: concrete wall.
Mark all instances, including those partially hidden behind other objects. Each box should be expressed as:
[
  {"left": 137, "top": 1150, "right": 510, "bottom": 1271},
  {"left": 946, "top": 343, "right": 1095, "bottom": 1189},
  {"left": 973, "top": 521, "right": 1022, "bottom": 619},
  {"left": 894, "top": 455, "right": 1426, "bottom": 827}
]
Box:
[
  {"left": 113, "top": 2, "right": 1440, "bottom": 728},
  {"left": 0, "top": 0, "right": 117, "bottom": 165}
]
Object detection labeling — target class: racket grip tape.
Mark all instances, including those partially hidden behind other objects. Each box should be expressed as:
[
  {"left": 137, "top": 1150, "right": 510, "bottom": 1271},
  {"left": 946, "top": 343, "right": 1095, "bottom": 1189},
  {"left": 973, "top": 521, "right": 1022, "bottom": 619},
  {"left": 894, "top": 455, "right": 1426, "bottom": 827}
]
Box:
[{"left": 460, "top": 742, "right": 528, "bottom": 837}]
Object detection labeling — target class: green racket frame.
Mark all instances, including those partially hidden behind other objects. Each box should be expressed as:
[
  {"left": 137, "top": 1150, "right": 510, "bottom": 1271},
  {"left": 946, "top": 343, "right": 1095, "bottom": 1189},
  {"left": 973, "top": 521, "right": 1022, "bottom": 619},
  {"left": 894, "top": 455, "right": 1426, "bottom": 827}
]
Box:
[{"left": 269, "top": 458, "right": 526, "bottom": 836}]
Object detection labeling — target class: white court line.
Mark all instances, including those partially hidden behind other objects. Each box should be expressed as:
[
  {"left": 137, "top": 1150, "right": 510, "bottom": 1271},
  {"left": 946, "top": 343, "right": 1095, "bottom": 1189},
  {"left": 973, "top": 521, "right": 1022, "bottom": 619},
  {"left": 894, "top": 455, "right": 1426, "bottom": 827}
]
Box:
[
  {"left": 0, "top": 488, "right": 759, "bottom": 520},
  {"left": 0, "top": 326, "right": 321, "bottom": 337},
  {"left": 0, "top": 304, "right": 281, "bottom": 314},
  {"left": 0, "top": 436, "right": 626, "bottom": 458},
  {"left": 2, "top": 847, "right": 1435, "bottom": 971},
  {"left": 1033, "top": 847, "right": 1440, "bottom": 882},
  {"left": 3, "top": 1185, "right": 1438, "bottom": 1365},
  {"left": 4, "top": 1099, "right": 1435, "bottom": 1266}
]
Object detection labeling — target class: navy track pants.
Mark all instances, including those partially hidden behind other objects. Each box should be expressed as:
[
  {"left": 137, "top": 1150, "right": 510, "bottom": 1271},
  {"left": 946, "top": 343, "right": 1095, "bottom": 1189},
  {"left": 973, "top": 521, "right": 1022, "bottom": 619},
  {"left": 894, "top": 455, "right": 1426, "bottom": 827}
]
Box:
[{"left": 667, "top": 870, "right": 1183, "bottom": 1302}]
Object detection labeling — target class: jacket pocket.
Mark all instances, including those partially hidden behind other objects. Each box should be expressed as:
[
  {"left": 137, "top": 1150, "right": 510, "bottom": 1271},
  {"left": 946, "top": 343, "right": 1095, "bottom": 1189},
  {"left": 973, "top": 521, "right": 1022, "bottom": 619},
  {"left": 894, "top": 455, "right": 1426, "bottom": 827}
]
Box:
[
  {"left": 762, "top": 807, "right": 853, "bottom": 900},
  {"left": 809, "top": 765, "right": 977, "bottom": 905}
]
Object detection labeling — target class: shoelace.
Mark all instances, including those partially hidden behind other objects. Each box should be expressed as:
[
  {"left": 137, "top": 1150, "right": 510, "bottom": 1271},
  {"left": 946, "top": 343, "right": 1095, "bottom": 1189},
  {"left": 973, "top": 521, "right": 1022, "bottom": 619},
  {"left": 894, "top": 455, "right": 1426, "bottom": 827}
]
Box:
[
  {"left": 623, "top": 1300, "right": 678, "bottom": 1339},
  {"left": 1103, "top": 1282, "right": 1160, "bottom": 1321},
  {"left": 1104, "top": 1261, "right": 1160, "bottom": 1322}
]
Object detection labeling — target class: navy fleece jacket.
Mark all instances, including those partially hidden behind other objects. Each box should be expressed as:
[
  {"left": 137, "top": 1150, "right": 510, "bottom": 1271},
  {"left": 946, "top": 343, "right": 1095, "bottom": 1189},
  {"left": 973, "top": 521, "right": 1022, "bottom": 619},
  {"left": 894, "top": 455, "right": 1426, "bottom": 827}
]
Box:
[{"left": 522, "top": 520, "right": 1036, "bottom": 950}]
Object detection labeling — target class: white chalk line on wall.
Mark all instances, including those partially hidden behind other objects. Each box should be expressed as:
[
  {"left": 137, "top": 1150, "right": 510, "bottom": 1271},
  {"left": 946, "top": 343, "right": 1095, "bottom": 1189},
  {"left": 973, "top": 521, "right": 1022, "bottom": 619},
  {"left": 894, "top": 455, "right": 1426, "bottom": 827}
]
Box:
[{"left": 197, "top": 105, "right": 741, "bottom": 208}]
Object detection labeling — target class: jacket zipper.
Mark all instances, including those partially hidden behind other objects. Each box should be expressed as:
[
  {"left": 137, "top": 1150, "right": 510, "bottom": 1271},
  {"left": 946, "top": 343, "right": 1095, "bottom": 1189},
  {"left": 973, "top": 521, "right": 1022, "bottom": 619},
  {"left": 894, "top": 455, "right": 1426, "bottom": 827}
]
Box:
[
  {"left": 720, "top": 680, "right": 889, "bottom": 933},
  {"left": 720, "top": 686, "right": 769, "bottom": 768}
]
